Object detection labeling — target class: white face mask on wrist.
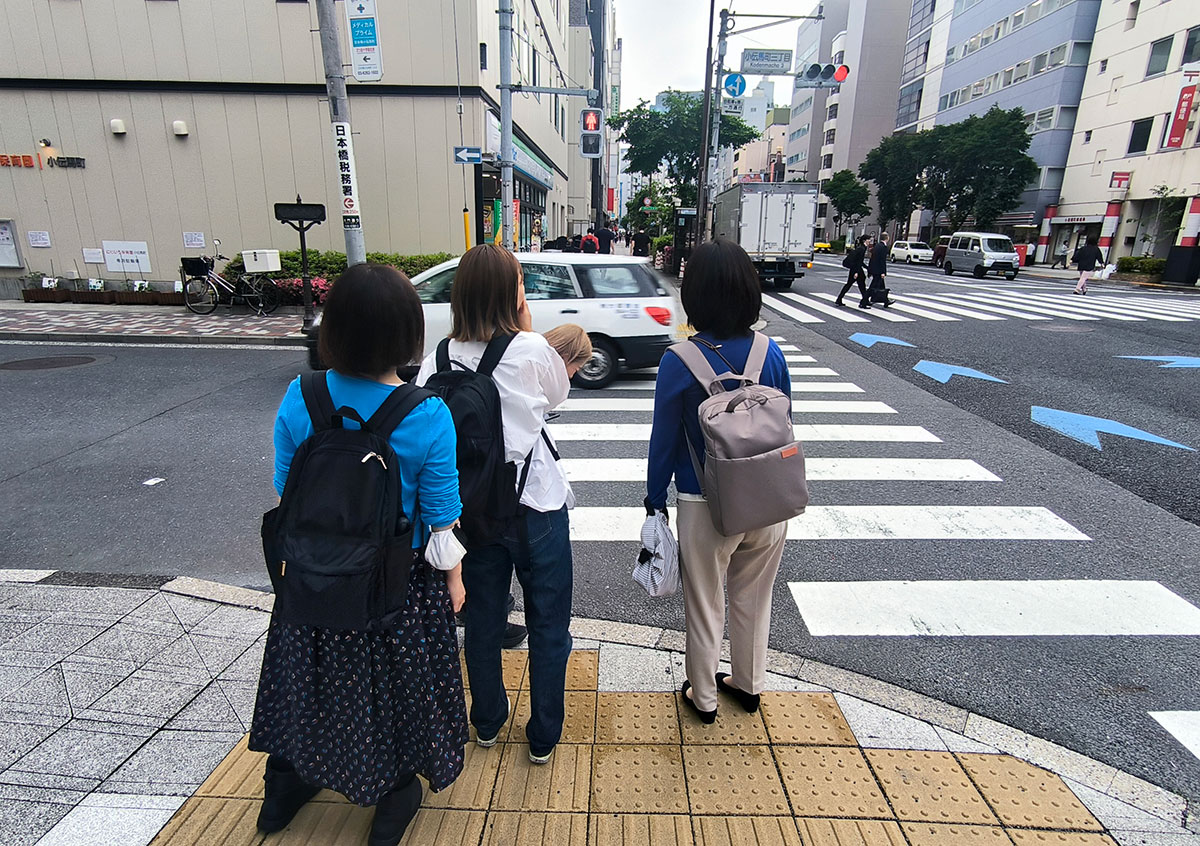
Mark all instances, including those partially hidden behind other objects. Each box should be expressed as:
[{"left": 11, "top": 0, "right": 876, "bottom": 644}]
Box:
[{"left": 426, "top": 525, "right": 467, "bottom": 571}]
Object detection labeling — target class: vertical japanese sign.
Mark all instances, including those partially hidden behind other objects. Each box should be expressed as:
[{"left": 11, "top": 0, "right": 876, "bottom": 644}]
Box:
[
  {"left": 333, "top": 123, "right": 362, "bottom": 231},
  {"left": 1166, "top": 63, "right": 1200, "bottom": 149},
  {"left": 345, "top": 0, "right": 383, "bottom": 82}
]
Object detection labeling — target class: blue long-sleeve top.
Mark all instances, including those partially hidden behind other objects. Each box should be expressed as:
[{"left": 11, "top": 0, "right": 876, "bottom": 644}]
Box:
[
  {"left": 273, "top": 372, "right": 462, "bottom": 545},
  {"left": 646, "top": 332, "right": 792, "bottom": 510}
]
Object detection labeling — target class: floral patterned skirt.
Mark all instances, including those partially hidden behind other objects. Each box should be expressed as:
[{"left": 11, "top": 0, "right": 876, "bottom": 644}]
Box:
[{"left": 249, "top": 556, "right": 468, "bottom": 806}]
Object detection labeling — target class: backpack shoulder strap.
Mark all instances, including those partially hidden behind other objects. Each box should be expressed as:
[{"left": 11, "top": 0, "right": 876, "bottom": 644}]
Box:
[
  {"left": 742, "top": 333, "right": 770, "bottom": 384},
  {"left": 669, "top": 339, "right": 744, "bottom": 396},
  {"left": 366, "top": 383, "right": 436, "bottom": 439},
  {"left": 300, "top": 371, "right": 337, "bottom": 431},
  {"left": 435, "top": 338, "right": 452, "bottom": 373},
  {"left": 477, "top": 333, "right": 518, "bottom": 377}
]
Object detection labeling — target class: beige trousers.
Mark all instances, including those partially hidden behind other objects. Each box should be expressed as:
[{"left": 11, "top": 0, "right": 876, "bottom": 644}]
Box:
[{"left": 677, "top": 499, "right": 788, "bottom": 712}]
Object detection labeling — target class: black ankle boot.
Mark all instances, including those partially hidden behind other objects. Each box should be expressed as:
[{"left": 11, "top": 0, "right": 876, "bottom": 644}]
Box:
[
  {"left": 257, "top": 756, "right": 321, "bottom": 833},
  {"left": 369, "top": 775, "right": 423, "bottom": 846}
]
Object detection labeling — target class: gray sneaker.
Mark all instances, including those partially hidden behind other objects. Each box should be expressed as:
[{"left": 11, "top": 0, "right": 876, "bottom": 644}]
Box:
[{"left": 475, "top": 696, "right": 511, "bottom": 748}]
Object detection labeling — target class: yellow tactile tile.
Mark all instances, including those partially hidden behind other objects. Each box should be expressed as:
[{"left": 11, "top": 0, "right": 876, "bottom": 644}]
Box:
[
  {"left": 680, "top": 700, "right": 770, "bottom": 745},
  {"left": 510, "top": 690, "right": 597, "bottom": 744},
  {"left": 795, "top": 819, "right": 908, "bottom": 845},
  {"left": 148, "top": 797, "right": 263, "bottom": 846},
  {"left": 866, "top": 750, "right": 998, "bottom": 826},
  {"left": 422, "top": 742, "right": 502, "bottom": 810},
  {"left": 459, "top": 649, "right": 528, "bottom": 691},
  {"left": 592, "top": 744, "right": 689, "bottom": 814},
  {"left": 683, "top": 744, "right": 790, "bottom": 815},
  {"left": 774, "top": 746, "right": 893, "bottom": 819},
  {"left": 596, "top": 692, "right": 681, "bottom": 744},
  {"left": 480, "top": 811, "right": 588, "bottom": 845},
  {"left": 492, "top": 743, "right": 591, "bottom": 811},
  {"left": 692, "top": 816, "right": 804, "bottom": 845},
  {"left": 590, "top": 814, "right": 695, "bottom": 845},
  {"left": 1006, "top": 833, "right": 1120, "bottom": 845},
  {"left": 567, "top": 649, "right": 600, "bottom": 690},
  {"left": 760, "top": 692, "right": 856, "bottom": 746},
  {"left": 264, "top": 801, "right": 373, "bottom": 844},
  {"left": 195, "top": 735, "right": 266, "bottom": 799},
  {"left": 399, "top": 810, "right": 486, "bottom": 845},
  {"left": 901, "top": 822, "right": 1015, "bottom": 844},
  {"left": 959, "top": 754, "right": 1105, "bottom": 831}
]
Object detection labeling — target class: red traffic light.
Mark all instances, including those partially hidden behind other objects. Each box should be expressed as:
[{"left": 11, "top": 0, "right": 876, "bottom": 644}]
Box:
[
  {"left": 580, "top": 108, "right": 603, "bottom": 132},
  {"left": 833, "top": 64, "right": 850, "bottom": 82}
]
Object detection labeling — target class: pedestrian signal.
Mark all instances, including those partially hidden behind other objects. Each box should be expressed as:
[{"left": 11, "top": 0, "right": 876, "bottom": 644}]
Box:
[
  {"left": 796, "top": 63, "right": 849, "bottom": 89},
  {"left": 581, "top": 134, "right": 602, "bottom": 157},
  {"left": 579, "top": 107, "right": 604, "bottom": 159}
]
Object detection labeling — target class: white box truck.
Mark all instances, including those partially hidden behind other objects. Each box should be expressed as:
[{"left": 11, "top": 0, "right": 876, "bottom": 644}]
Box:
[{"left": 712, "top": 182, "right": 818, "bottom": 290}]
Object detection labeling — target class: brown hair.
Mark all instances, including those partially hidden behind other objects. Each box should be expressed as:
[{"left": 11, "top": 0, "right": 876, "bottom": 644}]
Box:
[
  {"left": 450, "top": 244, "right": 523, "bottom": 342},
  {"left": 543, "top": 323, "right": 593, "bottom": 368},
  {"left": 318, "top": 263, "right": 424, "bottom": 377}
]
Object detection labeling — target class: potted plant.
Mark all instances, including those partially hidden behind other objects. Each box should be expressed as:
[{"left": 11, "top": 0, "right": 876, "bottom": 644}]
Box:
[
  {"left": 156, "top": 282, "right": 186, "bottom": 306},
  {"left": 68, "top": 278, "right": 116, "bottom": 305},
  {"left": 21, "top": 276, "right": 70, "bottom": 303},
  {"left": 113, "top": 280, "right": 159, "bottom": 305}
]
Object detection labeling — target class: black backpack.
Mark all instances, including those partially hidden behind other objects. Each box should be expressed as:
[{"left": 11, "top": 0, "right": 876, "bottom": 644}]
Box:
[{"left": 261, "top": 372, "right": 432, "bottom": 631}]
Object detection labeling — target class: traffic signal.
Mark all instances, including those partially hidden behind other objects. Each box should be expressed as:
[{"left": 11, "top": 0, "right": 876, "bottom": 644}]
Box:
[
  {"left": 795, "top": 63, "right": 850, "bottom": 89},
  {"left": 580, "top": 107, "right": 604, "bottom": 159}
]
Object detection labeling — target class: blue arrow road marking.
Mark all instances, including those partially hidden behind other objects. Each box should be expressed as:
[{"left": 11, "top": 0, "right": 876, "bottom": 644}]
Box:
[
  {"left": 913, "top": 360, "right": 1007, "bottom": 385},
  {"left": 849, "top": 333, "right": 914, "bottom": 349},
  {"left": 1031, "top": 406, "right": 1194, "bottom": 451},
  {"left": 1117, "top": 356, "right": 1200, "bottom": 369}
]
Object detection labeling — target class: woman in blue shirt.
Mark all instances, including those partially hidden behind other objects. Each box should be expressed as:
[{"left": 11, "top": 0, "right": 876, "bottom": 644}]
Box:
[
  {"left": 250, "top": 264, "right": 467, "bottom": 846},
  {"left": 646, "top": 238, "right": 792, "bottom": 724}
]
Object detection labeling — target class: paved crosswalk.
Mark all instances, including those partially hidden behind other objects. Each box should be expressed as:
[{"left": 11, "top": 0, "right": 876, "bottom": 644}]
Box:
[{"left": 762, "top": 288, "right": 1200, "bottom": 325}]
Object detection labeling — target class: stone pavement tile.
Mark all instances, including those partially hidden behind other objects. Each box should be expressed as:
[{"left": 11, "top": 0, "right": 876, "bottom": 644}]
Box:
[
  {"left": 1007, "top": 833, "right": 1120, "bottom": 845},
  {"left": 596, "top": 691, "right": 678, "bottom": 744},
  {"left": 0, "top": 797, "right": 73, "bottom": 846},
  {"left": 103, "top": 728, "right": 244, "bottom": 796},
  {"left": 480, "top": 810, "right": 588, "bottom": 845},
  {"left": 774, "top": 746, "right": 893, "bottom": 819},
  {"left": 165, "top": 681, "right": 245, "bottom": 734},
  {"left": 400, "top": 809, "right": 486, "bottom": 845},
  {"left": 683, "top": 744, "right": 790, "bottom": 816},
  {"left": 762, "top": 670, "right": 831, "bottom": 692},
  {"left": 492, "top": 742, "right": 590, "bottom": 812},
  {"left": 1103, "top": 834, "right": 1200, "bottom": 846},
  {"left": 692, "top": 816, "right": 804, "bottom": 845},
  {"left": 159, "top": 578, "right": 271, "bottom": 614},
  {"left": 960, "top": 754, "right": 1104, "bottom": 832},
  {"left": 798, "top": 661, "right": 969, "bottom": 734},
  {"left": 8, "top": 585, "right": 154, "bottom": 616},
  {"left": 12, "top": 726, "right": 148, "bottom": 780},
  {"left": 422, "top": 742, "right": 502, "bottom": 810},
  {"left": 511, "top": 690, "right": 596, "bottom": 745},
  {"left": 190, "top": 632, "right": 262, "bottom": 678},
  {"left": 592, "top": 744, "right": 688, "bottom": 814},
  {"left": 461, "top": 649, "right": 528, "bottom": 692},
  {"left": 1, "top": 621, "right": 109, "bottom": 663},
  {"left": 85, "top": 668, "right": 204, "bottom": 719},
  {"left": 34, "top": 792, "right": 186, "bottom": 846},
  {"left": 835, "top": 694, "right": 948, "bottom": 751},
  {"left": 901, "top": 822, "right": 1015, "bottom": 844},
  {"left": 76, "top": 622, "right": 183, "bottom": 669},
  {"left": 794, "top": 818, "right": 907, "bottom": 845},
  {"left": 2, "top": 665, "right": 71, "bottom": 717},
  {"left": 0, "top": 619, "right": 44, "bottom": 649},
  {"left": 680, "top": 698, "right": 769, "bottom": 745},
  {"left": 60, "top": 652, "right": 139, "bottom": 680},
  {"left": 866, "top": 750, "right": 999, "bottom": 825},
  {"left": 189, "top": 605, "right": 270, "bottom": 640},
  {"left": 196, "top": 734, "right": 263, "bottom": 799},
  {"left": 1105, "top": 772, "right": 1188, "bottom": 823},
  {"left": 935, "top": 727, "right": 1001, "bottom": 755},
  {"left": 44, "top": 610, "right": 126, "bottom": 629},
  {"left": 0, "top": 647, "right": 61, "bottom": 671},
  {"left": 218, "top": 680, "right": 259, "bottom": 729},
  {"left": 0, "top": 718, "right": 62, "bottom": 770},
  {"left": 216, "top": 636, "right": 266, "bottom": 682},
  {"left": 0, "top": 568, "right": 57, "bottom": 583},
  {"left": 598, "top": 643, "right": 676, "bottom": 691},
  {"left": 760, "top": 692, "right": 856, "bottom": 746},
  {"left": 126, "top": 593, "right": 218, "bottom": 631},
  {"left": 1065, "top": 780, "right": 1189, "bottom": 835},
  {"left": 0, "top": 780, "right": 90, "bottom": 807},
  {"left": 0, "top": 663, "right": 46, "bottom": 699},
  {"left": 140, "top": 636, "right": 216, "bottom": 686},
  {"left": 590, "top": 813, "right": 694, "bottom": 845},
  {"left": 63, "top": 669, "right": 130, "bottom": 711}
]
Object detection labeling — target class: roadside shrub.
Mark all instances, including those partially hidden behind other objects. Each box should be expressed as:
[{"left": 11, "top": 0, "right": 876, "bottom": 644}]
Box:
[
  {"left": 273, "top": 277, "right": 332, "bottom": 306},
  {"left": 219, "top": 250, "right": 454, "bottom": 284},
  {"left": 652, "top": 234, "right": 674, "bottom": 254},
  {"left": 1116, "top": 256, "right": 1139, "bottom": 273},
  {"left": 1115, "top": 256, "right": 1167, "bottom": 275},
  {"left": 830, "top": 237, "right": 847, "bottom": 253},
  {"left": 1137, "top": 258, "right": 1166, "bottom": 275}
]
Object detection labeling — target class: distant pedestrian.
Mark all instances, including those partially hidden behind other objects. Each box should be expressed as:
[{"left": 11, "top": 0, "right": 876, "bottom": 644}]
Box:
[
  {"left": 867, "top": 232, "right": 895, "bottom": 307},
  {"left": 1050, "top": 237, "right": 1070, "bottom": 269},
  {"left": 835, "top": 235, "right": 871, "bottom": 309},
  {"left": 1071, "top": 235, "right": 1104, "bottom": 295},
  {"left": 632, "top": 228, "right": 651, "bottom": 257},
  {"left": 596, "top": 225, "right": 614, "bottom": 254},
  {"left": 581, "top": 228, "right": 599, "bottom": 253}
]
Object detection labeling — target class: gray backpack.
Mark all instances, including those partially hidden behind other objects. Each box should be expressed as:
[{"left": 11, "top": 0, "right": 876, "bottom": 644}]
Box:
[{"left": 670, "top": 333, "right": 808, "bottom": 536}]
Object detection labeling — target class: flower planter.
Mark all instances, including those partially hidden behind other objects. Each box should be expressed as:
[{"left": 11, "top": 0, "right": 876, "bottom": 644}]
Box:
[
  {"left": 21, "top": 288, "right": 71, "bottom": 303},
  {"left": 113, "top": 291, "right": 159, "bottom": 305},
  {"left": 69, "top": 289, "right": 117, "bottom": 304},
  {"left": 156, "top": 291, "right": 186, "bottom": 306}
]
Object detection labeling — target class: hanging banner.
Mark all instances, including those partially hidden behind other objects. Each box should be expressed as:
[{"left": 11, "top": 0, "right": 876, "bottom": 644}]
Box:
[
  {"left": 1166, "top": 63, "right": 1200, "bottom": 149},
  {"left": 333, "top": 122, "right": 362, "bottom": 230}
]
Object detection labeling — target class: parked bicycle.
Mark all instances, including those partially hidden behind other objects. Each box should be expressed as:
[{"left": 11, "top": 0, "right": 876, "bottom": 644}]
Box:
[{"left": 182, "top": 240, "right": 281, "bottom": 315}]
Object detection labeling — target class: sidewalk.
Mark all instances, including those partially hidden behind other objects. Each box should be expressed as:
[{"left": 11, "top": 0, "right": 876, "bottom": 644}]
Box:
[{"left": 0, "top": 570, "right": 1194, "bottom": 846}]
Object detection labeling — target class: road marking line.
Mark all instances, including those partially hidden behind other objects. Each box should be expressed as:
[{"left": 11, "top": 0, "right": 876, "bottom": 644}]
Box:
[
  {"left": 1038, "top": 294, "right": 1197, "bottom": 321},
  {"left": 1149, "top": 712, "right": 1200, "bottom": 762},
  {"left": 953, "top": 292, "right": 1100, "bottom": 321},
  {"left": 807, "top": 292, "right": 915, "bottom": 322},
  {"left": 780, "top": 293, "right": 872, "bottom": 323},
  {"left": 549, "top": 423, "right": 941, "bottom": 442},
  {"left": 1084, "top": 297, "right": 1200, "bottom": 318},
  {"left": 885, "top": 293, "right": 1007, "bottom": 321},
  {"left": 1012, "top": 292, "right": 1180, "bottom": 322},
  {"left": 569, "top": 505, "right": 1087, "bottom": 542},
  {"left": 561, "top": 457, "right": 1000, "bottom": 482},
  {"left": 596, "top": 378, "right": 859, "bottom": 392},
  {"left": 784, "top": 354, "right": 818, "bottom": 363},
  {"left": 876, "top": 301, "right": 961, "bottom": 321},
  {"left": 789, "top": 580, "right": 1200, "bottom": 637},
  {"left": 916, "top": 293, "right": 1052, "bottom": 320},
  {"left": 558, "top": 397, "right": 896, "bottom": 414},
  {"left": 984, "top": 291, "right": 1145, "bottom": 321},
  {"left": 762, "top": 297, "right": 824, "bottom": 324}
]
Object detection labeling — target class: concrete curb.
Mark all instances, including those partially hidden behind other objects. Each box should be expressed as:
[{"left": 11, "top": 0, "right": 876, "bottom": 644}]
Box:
[
  {"left": 0, "top": 331, "right": 307, "bottom": 347},
  {"left": 17, "top": 568, "right": 1192, "bottom": 833}
]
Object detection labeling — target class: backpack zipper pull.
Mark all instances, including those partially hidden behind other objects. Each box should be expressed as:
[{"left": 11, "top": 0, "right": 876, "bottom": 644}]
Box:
[
  {"left": 361, "top": 452, "right": 388, "bottom": 470},
  {"left": 280, "top": 560, "right": 286, "bottom": 576}
]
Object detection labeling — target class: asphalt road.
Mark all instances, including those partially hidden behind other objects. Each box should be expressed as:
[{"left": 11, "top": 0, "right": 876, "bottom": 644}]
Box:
[{"left": 1, "top": 278, "right": 1198, "bottom": 805}]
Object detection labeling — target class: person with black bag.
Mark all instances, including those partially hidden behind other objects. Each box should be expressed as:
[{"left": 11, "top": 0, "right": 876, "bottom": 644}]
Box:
[
  {"left": 251, "top": 264, "right": 468, "bottom": 846},
  {"left": 867, "top": 231, "right": 897, "bottom": 307},
  {"left": 835, "top": 235, "right": 872, "bottom": 309},
  {"left": 416, "top": 244, "right": 574, "bottom": 767}
]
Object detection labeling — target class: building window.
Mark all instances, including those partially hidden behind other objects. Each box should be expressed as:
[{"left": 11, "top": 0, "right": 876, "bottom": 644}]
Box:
[
  {"left": 1125, "top": 0, "right": 1139, "bottom": 31},
  {"left": 1185, "top": 26, "right": 1200, "bottom": 66},
  {"left": 833, "top": 50, "right": 845, "bottom": 65},
  {"left": 827, "top": 104, "right": 838, "bottom": 121},
  {"left": 817, "top": 202, "right": 829, "bottom": 217},
  {"left": 1127, "top": 117, "right": 1153, "bottom": 154},
  {"left": 821, "top": 154, "right": 833, "bottom": 169},
  {"left": 824, "top": 128, "right": 836, "bottom": 145},
  {"left": 908, "top": 0, "right": 936, "bottom": 36},
  {"left": 900, "top": 34, "right": 932, "bottom": 84},
  {"left": 1057, "top": 106, "right": 1077, "bottom": 130},
  {"left": 896, "top": 80, "right": 924, "bottom": 128},
  {"left": 1083, "top": 129, "right": 1092, "bottom": 143},
  {"left": 1042, "top": 167, "right": 1065, "bottom": 191},
  {"left": 1099, "top": 59, "right": 1107, "bottom": 74},
  {"left": 1146, "top": 36, "right": 1173, "bottom": 77},
  {"left": 1070, "top": 42, "right": 1091, "bottom": 65}
]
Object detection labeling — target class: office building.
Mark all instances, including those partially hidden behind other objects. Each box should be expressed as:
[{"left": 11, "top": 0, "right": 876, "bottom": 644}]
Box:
[{"left": 785, "top": 0, "right": 850, "bottom": 183}]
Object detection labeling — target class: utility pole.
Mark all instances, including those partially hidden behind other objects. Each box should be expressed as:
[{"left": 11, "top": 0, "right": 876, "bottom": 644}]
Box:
[
  {"left": 315, "top": 0, "right": 366, "bottom": 266},
  {"left": 695, "top": 0, "right": 717, "bottom": 244},
  {"left": 704, "top": 9, "right": 731, "bottom": 238},
  {"left": 499, "top": 0, "right": 515, "bottom": 251}
]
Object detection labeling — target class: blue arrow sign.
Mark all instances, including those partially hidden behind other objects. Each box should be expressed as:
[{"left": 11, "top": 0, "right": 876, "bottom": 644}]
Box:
[
  {"left": 913, "top": 360, "right": 1007, "bottom": 385},
  {"left": 1031, "top": 406, "right": 1194, "bottom": 451},
  {"left": 453, "top": 146, "right": 483, "bottom": 165},
  {"left": 849, "top": 333, "right": 914, "bottom": 349},
  {"left": 723, "top": 73, "right": 747, "bottom": 97},
  {"left": 1117, "top": 355, "right": 1200, "bottom": 369}
]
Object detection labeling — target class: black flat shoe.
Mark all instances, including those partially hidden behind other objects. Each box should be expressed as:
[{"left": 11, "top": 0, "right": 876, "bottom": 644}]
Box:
[
  {"left": 716, "top": 672, "right": 760, "bottom": 713},
  {"left": 369, "top": 775, "right": 423, "bottom": 846},
  {"left": 257, "top": 756, "right": 321, "bottom": 833},
  {"left": 834, "top": 300, "right": 845, "bottom": 307},
  {"left": 680, "top": 680, "right": 717, "bottom": 724}
]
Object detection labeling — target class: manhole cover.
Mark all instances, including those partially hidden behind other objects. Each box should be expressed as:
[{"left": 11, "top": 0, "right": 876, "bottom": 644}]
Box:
[
  {"left": 0, "top": 355, "right": 99, "bottom": 371},
  {"left": 1031, "top": 324, "right": 1095, "bottom": 333}
]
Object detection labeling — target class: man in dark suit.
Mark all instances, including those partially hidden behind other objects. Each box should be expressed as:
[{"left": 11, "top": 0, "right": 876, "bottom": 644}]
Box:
[{"left": 867, "top": 232, "right": 896, "bottom": 307}]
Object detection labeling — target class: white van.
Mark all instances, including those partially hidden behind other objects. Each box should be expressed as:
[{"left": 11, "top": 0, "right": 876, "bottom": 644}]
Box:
[{"left": 942, "top": 232, "right": 1020, "bottom": 280}]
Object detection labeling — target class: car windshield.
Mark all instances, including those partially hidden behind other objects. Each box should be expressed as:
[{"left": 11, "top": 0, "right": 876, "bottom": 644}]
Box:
[
  {"left": 984, "top": 238, "right": 1014, "bottom": 252},
  {"left": 910, "top": 243, "right": 930, "bottom": 250}
]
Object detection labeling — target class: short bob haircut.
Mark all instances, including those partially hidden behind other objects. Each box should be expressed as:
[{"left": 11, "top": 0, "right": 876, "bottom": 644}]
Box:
[
  {"left": 450, "top": 244, "right": 523, "bottom": 342},
  {"left": 543, "top": 323, "right": 593, "bottom": 368},
  {"left": 680, "top": 237, "right": 762, "bottom": 338},
  {"left": 318, "top": 262, "right": 424, "bottom": 377}
]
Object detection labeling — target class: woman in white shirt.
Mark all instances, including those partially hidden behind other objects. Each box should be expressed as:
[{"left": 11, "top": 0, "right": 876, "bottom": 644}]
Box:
[{"left": 416, "top": 244, "right": 574, "bottom": 766}]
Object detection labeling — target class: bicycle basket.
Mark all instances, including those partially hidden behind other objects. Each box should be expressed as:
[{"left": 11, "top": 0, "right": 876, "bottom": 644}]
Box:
[{"left": 180, "top": 256, "right": 213, "bottom": 276}]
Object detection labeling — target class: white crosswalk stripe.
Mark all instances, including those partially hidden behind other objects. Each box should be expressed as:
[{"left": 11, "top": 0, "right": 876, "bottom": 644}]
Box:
[
  {"left": 761, "top": 295, "right": 824, "bottom": 323},
  {"left": 549, "top": 423, "right": 942, "bottom": 442},
  {"left": 606, "top": 376, "right": 851, "bottom": 391},
  {"left": 806, "top": 292, "right": 916, "bottom": 322},
  {"left": 561, "top": 457, "right": 1000, "bottom": 482},
  {"left": 781, "top": 293, "right": 872, "bottom": 322},
  {"left": 1149, "top": 712, "right": 1200, "bottom": 763},
  {"left": 558, "top": 397, "right": 897, "bottom": 414},
  {"left": 913, "top": 293, "right": 1051, "bottom": 320},
  {"left": 871, "top": 293, "right": 1006, "bottom": 321}
]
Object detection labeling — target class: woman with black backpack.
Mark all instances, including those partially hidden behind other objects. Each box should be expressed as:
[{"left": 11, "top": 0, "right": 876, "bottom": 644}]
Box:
[{"left": 250, "top": 263, "right": 468, "bottom": 846}]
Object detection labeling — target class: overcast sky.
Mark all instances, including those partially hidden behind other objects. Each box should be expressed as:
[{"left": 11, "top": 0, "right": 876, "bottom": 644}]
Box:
[{"left": 615, "top": 0, "right": 821, "bottom": 110}]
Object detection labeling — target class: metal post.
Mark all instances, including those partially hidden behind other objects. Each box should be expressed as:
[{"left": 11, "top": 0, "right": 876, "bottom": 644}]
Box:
[
  {"left": 704, "top": 10, "right": 730, "bottom": 239},
  {"left": 499, "top": 0, "right": 515, "bottom": 251},
  {"left": 299, "top": 224, "right": 312, "bottom": 329},
  {"left": 315, "top": 0, "right": 366, "bottom": 266},
  {"left": 695, "top": 0, "right": 717, "bottom": 243}
]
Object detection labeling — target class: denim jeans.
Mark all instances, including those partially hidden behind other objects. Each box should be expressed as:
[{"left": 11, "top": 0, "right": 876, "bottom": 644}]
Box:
[{"left": 461, "top": 505, "right": 573, "bottom": 755}]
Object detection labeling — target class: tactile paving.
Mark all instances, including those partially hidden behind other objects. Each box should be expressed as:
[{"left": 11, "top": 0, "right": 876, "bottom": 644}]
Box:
[
  {"left": 590, "top": 813, "right": 695, "bottom": 845},
  {"left": 795, "top": 819, "right": 907, "bottom": 846},
  {"left": 761, "top": 692, "right": 856, "bottom": 746},
  {"left": 460, "top": 649, "right": 528, "bottom": 691},
  {"left": 491, "top": 742, "right": 591, "bottom": 811},
  {"left": 774, "top": 746, "right": 893, "bottom": 819},
  {"left": 195, "top": 735, "right": 266, "bottom": 799},
  {"left": 959, "top": 754, "right": 1105, "bottom": 831},
  {"left": 866, "top": 750, "right": 998, "bottom": 825},
  {"left": 267, "top": 801, "right": 374, "bottom": 843},
  {"left": 592, "top": 743, "right": 689, "bottom": 813},
  {"left": 1006, "top": 833, "right": 1119, "bottom": 845},
  {"left": 596, "top": 691, "right": 681, "bottom": 744},
  {"left": 900, "top": 822, "right": 1015, "bottom": 844},
  {"left": 422, "top": 742, "right": 502, "bottom": 810},
  {"left": 148, "top": 797, "right": 262, "bottom": 846},
  {"left": 510, "top": 690, "right": 597, "bottom": 744},
  {"left": 680, "top": 698, "right": 770, "bottom": 745},
  {"left": 518, "top": 649, "right": 598, "bottom": 690},
  {"left": 683, "top": 744, "right": 790, "bottom": 815},
  {"left": 480, "top": 811, "right": 587, "bottom": 845},
  {"left": 692, "top": 816, "right": 804, "bottom": 845},
  {"left": 399, "top": 810, "right": 486, "bottom": 845}
]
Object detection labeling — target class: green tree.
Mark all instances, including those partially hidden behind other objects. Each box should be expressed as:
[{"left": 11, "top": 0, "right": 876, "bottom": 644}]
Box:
[
  {"left": 953, "top": 106, "right": 1040, "bottom": 229},
  {"left": 625, "top": 183, "right": 675, "bottom": 236},
  {"left": 823, "top": 169, "right": 870, "bottom": 236},
  {"left": 1141, "top": 183, "right": 1187, "bottom": 256},
  {"left": 859, "top": 133, "right": 924, "bottom": 231}
]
